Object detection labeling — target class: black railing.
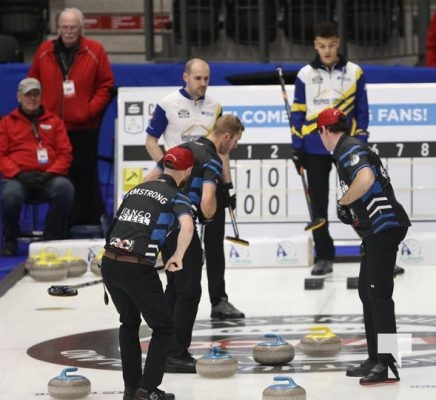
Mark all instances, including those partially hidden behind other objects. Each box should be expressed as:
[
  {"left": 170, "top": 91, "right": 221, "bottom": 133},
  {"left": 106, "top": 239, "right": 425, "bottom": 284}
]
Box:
[{"left": 144, "top": 0, "right": 431, "bottom": 65}]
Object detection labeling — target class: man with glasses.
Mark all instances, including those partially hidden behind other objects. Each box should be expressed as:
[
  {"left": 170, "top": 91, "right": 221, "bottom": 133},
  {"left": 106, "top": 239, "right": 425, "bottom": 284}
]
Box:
[
  {"left": 28, "top": 7, "right": 115, "bottom": 230},
  {"left": 0, "top": 78, "right": 74, "bottom": 255}
]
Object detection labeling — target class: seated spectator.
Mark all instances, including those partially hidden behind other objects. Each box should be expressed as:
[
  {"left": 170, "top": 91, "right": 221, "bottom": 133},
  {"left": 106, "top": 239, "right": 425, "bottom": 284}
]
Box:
[{"left": 0, "top": 78, "right": 74, "bottom": 256}]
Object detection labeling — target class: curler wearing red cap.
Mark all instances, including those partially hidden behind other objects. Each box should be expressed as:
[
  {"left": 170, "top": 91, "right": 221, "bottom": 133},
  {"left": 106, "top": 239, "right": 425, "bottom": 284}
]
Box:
[
  {"left": 163, "top": 146, "right": 194, "bottom": 170},
  {"left": 317, "top": 108, "right": 346, "bottom": 128}
]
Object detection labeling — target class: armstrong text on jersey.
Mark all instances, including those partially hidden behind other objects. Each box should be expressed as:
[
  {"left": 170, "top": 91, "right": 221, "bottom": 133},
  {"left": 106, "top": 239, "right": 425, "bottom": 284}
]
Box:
[{"left": 127, "top": 187, "right": 168, "bottom": 204}]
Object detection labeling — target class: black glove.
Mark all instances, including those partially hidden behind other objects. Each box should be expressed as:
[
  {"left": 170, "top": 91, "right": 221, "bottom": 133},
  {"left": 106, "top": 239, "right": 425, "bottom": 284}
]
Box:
[
  {"left": 291, "top": 148, "right": 306, "bottom": 174},
  {"left": 200, "top": 216, "right": 214, "bottom": 226},
  {"left": 336, "top": 201, "right": 354, "bottom": 225},
  {"left": 15, "top": 171, "right": 41, "bottom": 190},
  {"left": 222, "top": 182, "right": 236, "bottom": 210},
  {"left": 15, "top": 171, "right": 54, "bottom": 191},
  {"left": 355, "top": 130, "right": 370, "bottom": 143},
  {"left": 37, "top": 172, "right": 54, "bottom": 184},
  {"left": 191, "top": 204, "right": 214, "bottom": 225}
]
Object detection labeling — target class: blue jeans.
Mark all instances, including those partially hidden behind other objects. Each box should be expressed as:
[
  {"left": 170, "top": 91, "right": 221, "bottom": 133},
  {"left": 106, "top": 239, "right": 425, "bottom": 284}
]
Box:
[{"left": 0, "top": 176, "right": 74, "bottom": 241}]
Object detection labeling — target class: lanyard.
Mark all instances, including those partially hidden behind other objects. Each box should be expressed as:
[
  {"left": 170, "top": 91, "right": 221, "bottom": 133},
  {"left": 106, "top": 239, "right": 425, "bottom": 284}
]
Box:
[{"left": 31, "top": 121, "right": 41, "bottom": 144}]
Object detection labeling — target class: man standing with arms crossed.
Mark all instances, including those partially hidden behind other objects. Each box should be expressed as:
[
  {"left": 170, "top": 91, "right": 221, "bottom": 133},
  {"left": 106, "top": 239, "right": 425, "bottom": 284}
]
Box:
[
  {"left": 145, "top": 58, "right": 245, "bottom": 320},
  {"left": 28, "top": 7, "right": 115, "bottom": 228}
]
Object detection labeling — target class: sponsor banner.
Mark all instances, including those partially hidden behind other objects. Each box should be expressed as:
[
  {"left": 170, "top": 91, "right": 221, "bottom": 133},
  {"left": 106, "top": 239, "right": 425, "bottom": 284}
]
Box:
[
  {"left": 398, "top": 233, "right": 436, "bottom": 265},
  {"left": 224, "top": 234, "right": 313, "bottom": 267},
  {"left": 114, "top": 84, "right": 436, "bottom": 252}
]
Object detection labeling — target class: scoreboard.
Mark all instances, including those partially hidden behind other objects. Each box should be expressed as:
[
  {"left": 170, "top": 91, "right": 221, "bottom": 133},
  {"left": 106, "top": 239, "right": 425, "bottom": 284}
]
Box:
[{"left": 116, "top": 84, "right": 436, "bottom": 237}]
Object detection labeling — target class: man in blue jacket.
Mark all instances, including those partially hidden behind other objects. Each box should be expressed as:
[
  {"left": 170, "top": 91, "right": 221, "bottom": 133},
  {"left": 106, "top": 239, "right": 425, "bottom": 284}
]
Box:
[{"left": 290, "top": 21, "right": 369, "bottom": 275}]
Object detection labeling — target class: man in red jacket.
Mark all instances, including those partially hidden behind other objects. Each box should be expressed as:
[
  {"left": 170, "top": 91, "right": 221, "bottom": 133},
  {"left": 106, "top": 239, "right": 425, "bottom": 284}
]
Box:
[
  {"left": 28, "top": 7, "right": 115, "bottom": 228},
  {"left": 0, "top": 78, "right": 74, "bottom": 256}
]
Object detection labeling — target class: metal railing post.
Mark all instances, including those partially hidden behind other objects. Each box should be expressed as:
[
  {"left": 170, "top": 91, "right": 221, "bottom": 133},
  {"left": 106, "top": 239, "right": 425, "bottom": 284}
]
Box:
[
  {"left": 336, "top": 0, "right": 348, "bottom": 60},
  {"left": 180, "top": 0, "right": 191, "bottom": 60},
  {"left": 144, "top": 0, "right": 154, "bottom": 61},
  {"left": 417, "top": 0, "right": 430, "bottom": 65},
  {"left": 258, "top": 0, "right": 268, "bottom": 62}
]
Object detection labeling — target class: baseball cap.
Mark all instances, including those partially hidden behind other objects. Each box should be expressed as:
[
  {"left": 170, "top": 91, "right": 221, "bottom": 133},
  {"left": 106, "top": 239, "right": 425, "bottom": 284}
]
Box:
[
  {"left": 163, "top": 146, "right": 194, "bottom": 170},
  {"left": 18, "top": 78, "right": 41, "bottom": 94},
  {"left": 317, "top": 108, "right": 345, "bottom": 128}
]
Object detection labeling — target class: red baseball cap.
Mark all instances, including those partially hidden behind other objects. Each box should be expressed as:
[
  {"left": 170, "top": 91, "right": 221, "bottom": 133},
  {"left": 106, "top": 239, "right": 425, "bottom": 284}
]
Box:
[
  {"left": 317, "top": 108, "right": 346, "bottom": 128},
  {"left": 163, "top": 146, "right": 194, "bottom": 170}
]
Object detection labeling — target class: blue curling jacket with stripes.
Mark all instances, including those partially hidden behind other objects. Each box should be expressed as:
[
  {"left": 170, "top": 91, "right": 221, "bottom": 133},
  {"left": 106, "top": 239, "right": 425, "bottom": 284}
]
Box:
[
  {"left": 334, "top": 134, "right": 410, "bottom": 238},
  {"left": 291, "top": 54, "right": 369, "bottom": 155},
  {"left": 158, "top": 137, "right": 223, "bottom": 222},
  {"left": 105, "top": 174, "right": 193, "bottom": 263}
]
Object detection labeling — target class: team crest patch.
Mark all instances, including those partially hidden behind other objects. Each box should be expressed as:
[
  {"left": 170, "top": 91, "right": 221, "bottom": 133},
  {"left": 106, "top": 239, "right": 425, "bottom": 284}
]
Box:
[{"left": 349, "top": 154, "right": 360, "bottom": 166}]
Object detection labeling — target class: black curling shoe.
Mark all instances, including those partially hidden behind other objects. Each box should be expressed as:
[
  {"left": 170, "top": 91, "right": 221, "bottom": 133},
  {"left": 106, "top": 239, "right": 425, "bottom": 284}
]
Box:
[
  {"left": 346, "top": 358, "right": 377, "bottom": 377},
  {"left": 359, "top": 363, "right": 400, "bottom": 386}
]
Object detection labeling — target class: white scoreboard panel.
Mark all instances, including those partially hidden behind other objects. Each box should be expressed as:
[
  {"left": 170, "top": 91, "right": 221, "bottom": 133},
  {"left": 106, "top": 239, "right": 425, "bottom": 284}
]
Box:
[{"left": 116, "top": 84, "right": 436, "bottom": 238}]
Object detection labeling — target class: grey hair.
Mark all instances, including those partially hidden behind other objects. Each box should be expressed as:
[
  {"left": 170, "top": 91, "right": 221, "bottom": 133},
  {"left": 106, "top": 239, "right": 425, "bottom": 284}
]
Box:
[{"left": 58, "top": 7, "right": 85, "bottom": 32}]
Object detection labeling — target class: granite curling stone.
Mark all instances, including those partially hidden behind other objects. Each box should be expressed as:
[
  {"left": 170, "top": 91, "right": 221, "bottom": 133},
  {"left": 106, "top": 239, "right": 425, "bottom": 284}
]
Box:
[
  {"left": 48, "top": 367, "right": 91, "bottom": 399},
  {"left": 262, "top": 376, "right": 306, "bottom": 400},
  {"left": 253, "top": 333, "right": 295, "bottom": 365},
  {"left": 196, "top": 345, "right": 238, "bottom": 378},
  {"left": 57, "top": 249, "right": 88, "bottom": 277},
  {"left": 25, "top": 248, "right": 58, "bottom": 271},
  {"left": 299, "top": 325, "right": 342, "bottom": 357},
  {"left": 29, "top": 254, "right": 67, "bottom": 282},
  {"left": 90, "top": 249, "right": 104, "bottom": 276}
]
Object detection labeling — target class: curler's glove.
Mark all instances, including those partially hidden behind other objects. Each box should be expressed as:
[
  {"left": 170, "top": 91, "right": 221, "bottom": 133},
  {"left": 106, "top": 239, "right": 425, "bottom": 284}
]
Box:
[
  {"left": 355, "top": 130, "right": 370, "bottom": 143},
  {"left": 337, "top": 201, "right": 354, "bottom": 225},
  {"left": 291, "top": 148, "right": 306, "bottom": 174},
  {"left": 222, "top": 182, "right": 236, "bottom": 210},
  {"left": 191, "top": 204, "right": 214, "bottom": 225}
]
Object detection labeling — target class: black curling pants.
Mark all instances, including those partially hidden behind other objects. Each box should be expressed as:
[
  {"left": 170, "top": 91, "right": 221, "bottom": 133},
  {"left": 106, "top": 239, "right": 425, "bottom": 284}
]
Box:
[
  {"left": 204, "top": 184, "right": 227, "bottom": 306},
  {"left": 358, "top": 227, "right": 408, "bottom": 364},
  {"left": 305, "top": 154, "right": 335, "bottom": 261},
  {"left": 161, "top": 229, "right": 203, "bottom": 357},
  {"left": 101, "top": 257, "right": 173, "bottom": 391}
]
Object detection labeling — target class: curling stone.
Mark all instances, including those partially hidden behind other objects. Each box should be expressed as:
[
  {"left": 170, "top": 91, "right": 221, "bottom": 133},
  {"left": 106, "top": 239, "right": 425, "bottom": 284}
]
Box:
[
  {"left": 253, "top": 333, "right": 295, "bottom": 365},
  {"left": 25, "top": 248, "right": 58, "bottom": 271},
  {"left": 299, "top": 326, "right": 342, "bottom": 357},
  {"left": 90, "top": 249, "right": 104, "bottom": 276},
  {"left": 29, "top": 254, "right": 67, "bottom": 282},
  {"left": 196, "top": 345, "right": 238, "bottom": 378},
  {"left": 262, "top": 376, "right": 306, "bottom": 400},
  {"left": 48, "top": 367, "right": 91, "bottom": 399},
  {"left": 57, "top": 249, "right": 88, "bottom": 277}
]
